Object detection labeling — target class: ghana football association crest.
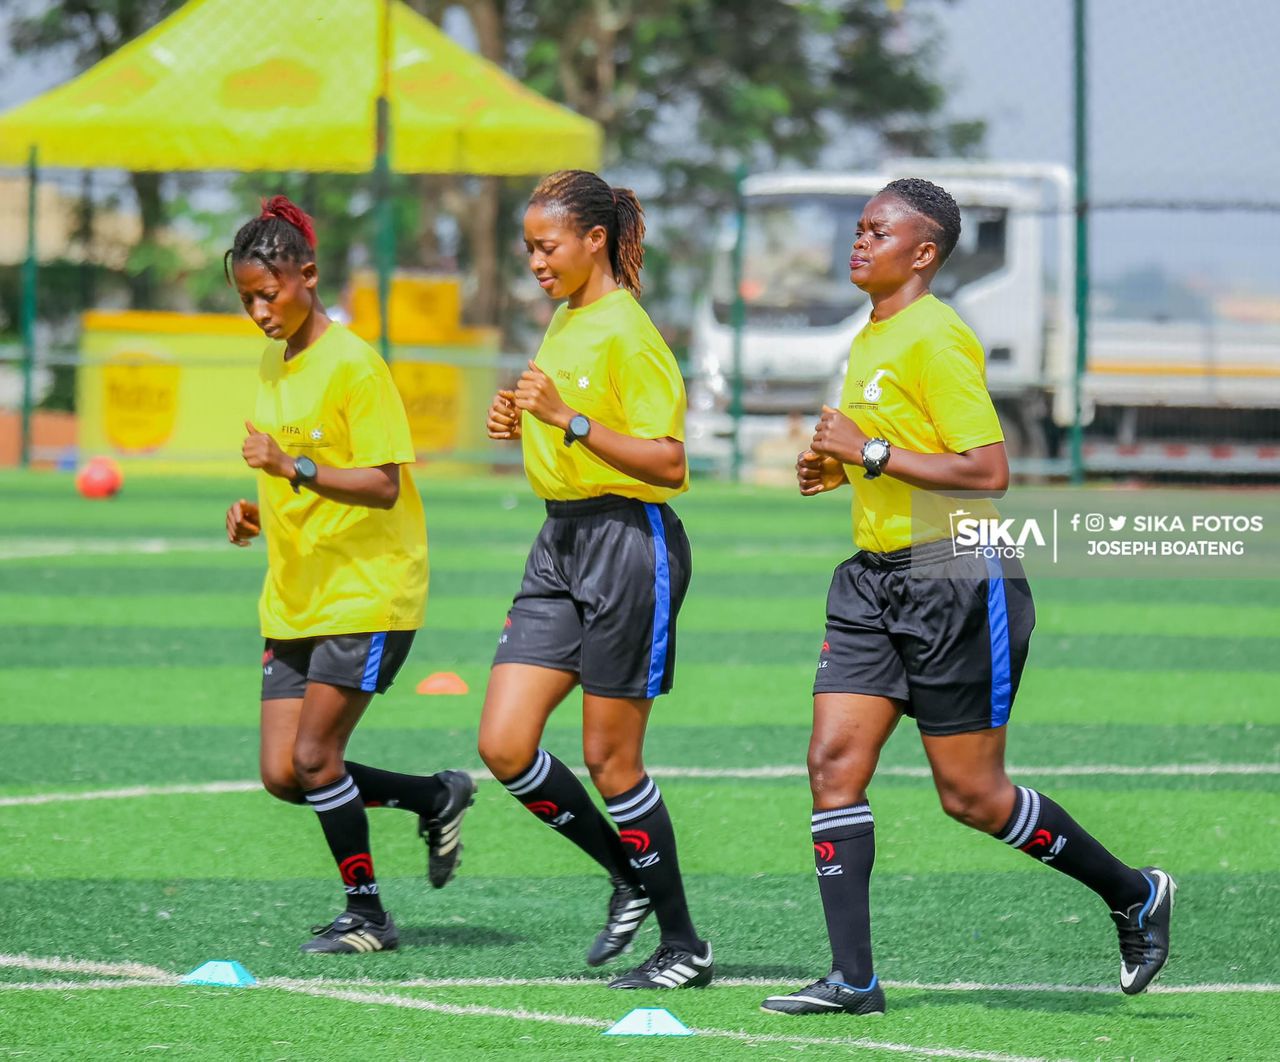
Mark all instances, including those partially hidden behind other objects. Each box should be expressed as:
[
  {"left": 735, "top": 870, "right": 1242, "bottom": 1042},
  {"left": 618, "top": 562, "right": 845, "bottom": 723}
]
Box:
[{"left": 863, "top": 369, "right": 887, "bottom": 403}]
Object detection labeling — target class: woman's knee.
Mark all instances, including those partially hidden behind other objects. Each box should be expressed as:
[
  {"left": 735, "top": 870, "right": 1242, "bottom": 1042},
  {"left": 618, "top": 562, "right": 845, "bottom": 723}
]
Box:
[
  {"left": 807, "top": 738, "right": 874, "bottom": 804},
  {"left": 582, "top": 740, "right": 643, "bottom": 795},
  {"left": 477, "top": 733, "right": 537, "bottom": 783},
  {"left": 260, "top": 764, "right": 304, "bottom": 804},
  {"left": 290, "top": 742, "right": 343, "bottom": 791},
  {"left": 936, "top": 783, "right": 1009, "bottom": 832}
]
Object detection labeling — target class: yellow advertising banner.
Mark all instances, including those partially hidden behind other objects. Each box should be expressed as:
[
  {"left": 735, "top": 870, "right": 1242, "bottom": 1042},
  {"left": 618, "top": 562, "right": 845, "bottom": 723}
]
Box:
[
  {"left": 77, "top": 310, "right": 497, "bottom": 474},
  {"left": 78, "top": 311, "right": 263, "bottom": 474}
]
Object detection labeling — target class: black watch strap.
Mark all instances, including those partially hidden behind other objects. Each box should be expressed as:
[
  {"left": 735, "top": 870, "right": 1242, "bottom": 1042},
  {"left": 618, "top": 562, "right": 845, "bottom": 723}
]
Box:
[
  {"left": 563, "top": 414, "right": 591, "bottom": 447},
  {"left": 291, "top": 455, "right": 318, "bottom": 493}
]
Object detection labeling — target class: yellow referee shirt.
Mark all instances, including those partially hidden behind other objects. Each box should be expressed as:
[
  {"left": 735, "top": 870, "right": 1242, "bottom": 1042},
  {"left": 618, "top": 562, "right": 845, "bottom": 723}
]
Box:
[
  {"left": 521, "top": 289, "right": 688, "bottom": 503},
  {"left": 253, "top": 323, "right": 427, "bottom": 639},
  {"left": 838, "top": 294, "right": 1004, "bottom": 552}
]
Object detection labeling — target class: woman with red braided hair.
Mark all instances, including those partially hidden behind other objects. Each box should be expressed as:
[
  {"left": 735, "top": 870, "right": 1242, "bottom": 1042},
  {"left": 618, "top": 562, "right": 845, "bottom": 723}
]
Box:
[
  {"left": 223, "top": 196, "right": 475, "bottom": 955},
  {"left": 480, "top": 170, "right": 712, "bottom": 989}
]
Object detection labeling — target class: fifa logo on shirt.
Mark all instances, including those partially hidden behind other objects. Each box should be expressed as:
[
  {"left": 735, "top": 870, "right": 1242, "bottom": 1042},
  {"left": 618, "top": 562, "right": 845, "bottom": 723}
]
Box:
[
  {"left": 950, "top": 509, "right": 1046, "bottom": 559},
  {"left": 863, "top": 369, "right": 888, "bottom": 403}
]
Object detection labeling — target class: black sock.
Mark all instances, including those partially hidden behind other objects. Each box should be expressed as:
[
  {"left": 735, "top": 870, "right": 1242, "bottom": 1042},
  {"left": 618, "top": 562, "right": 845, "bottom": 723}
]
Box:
[
  {"left": 304, "top": 774, "right": 384, "bottom": 919},
  {"left": 812, "top": 803, "right": 877, "bottom": 990},
  {"left": 502, "top": 749, "right": 635, "bottom": 883},
  {"left": 605, "top": 775, "right": 700, "bottom": 952},
  {"left": 345, "top": 761, "right": 446, "bottom": 817},
  {"left": 996, "top": 785, "right": 1148, "bottom": 910}
]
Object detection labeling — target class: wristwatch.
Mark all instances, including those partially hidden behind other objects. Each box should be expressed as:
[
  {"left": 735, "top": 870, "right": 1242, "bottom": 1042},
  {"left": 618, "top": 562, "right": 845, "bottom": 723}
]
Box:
[
  {"left": 861, "top": 437, "right": 891, "bottom": 480},
  {"left": 291, "top": 455, "right": 318, "bottom": 493},
  {"left": 563, "top": 414, "right": 591, "bottom": 447}
]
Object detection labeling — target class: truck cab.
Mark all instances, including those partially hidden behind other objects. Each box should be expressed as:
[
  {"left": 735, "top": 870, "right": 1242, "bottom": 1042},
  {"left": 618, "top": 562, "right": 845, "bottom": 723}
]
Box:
[{"left": 686, "top": 168, "right": 1057, "bottom": 467}]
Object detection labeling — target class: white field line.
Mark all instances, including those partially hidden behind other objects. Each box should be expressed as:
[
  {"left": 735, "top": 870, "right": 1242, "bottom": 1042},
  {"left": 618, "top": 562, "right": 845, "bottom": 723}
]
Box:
[
  {"left": 275, "top": 981, "right": 1049, "bottom": 1062},
  {"left": 3, "top": 956, "right": 1276, "bottom": 998},
  {"left": 0, "top": 537, "right": 226, "bottom": 561},
  {"left": 0, "top": 781, "right": 260, "bottom": 808},
  {"left": 3, "top": 761, "right": 1277, "bottom": 809},
  {"left": 0, "top": 954, "right": 171, "bottom": 980},
  {"left": 0, "top": 978, "right": 177, "bottom": 992}
]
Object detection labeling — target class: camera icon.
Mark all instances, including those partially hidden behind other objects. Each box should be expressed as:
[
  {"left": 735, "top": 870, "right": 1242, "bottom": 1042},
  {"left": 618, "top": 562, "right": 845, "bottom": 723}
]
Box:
[{"left": 1085, "top": 513, "right": 1105, "bottom": 533}]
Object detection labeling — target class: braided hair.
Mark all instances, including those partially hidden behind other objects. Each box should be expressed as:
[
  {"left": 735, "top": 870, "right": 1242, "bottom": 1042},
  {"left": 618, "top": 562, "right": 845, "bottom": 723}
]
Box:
[
  {"left": 529, "top": 170, "right": 645, "bottom": 294},
  {"left": 223, "top": 195, "right": 317, "bottom": 283},
  {"left": 878, "top": 177, "right": 961, "bottom": 265}
]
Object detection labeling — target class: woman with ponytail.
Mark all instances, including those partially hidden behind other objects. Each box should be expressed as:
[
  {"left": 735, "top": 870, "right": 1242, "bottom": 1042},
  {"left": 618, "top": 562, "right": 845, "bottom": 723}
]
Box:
[
  {"left": 223, "top": 196, "right": 475, "bottom": 955},
  {"left": 480, "top": 170, "right": 711, "bottom": 989}
]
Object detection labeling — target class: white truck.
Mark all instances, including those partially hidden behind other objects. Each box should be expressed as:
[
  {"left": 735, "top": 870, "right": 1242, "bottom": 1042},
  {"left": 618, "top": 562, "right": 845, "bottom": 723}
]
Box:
[{"left": 686, "top": 162, "right": 1280, "bottom": 476}]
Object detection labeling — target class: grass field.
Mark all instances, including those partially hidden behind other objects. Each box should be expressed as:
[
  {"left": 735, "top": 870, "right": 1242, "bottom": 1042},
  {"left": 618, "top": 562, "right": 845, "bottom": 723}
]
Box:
[{"left": 1, "top": 470, "right": 1277, "bottom": 1060}]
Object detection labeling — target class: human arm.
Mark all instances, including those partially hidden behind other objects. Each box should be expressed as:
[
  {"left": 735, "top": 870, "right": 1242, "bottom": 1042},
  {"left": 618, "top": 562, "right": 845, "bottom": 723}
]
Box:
[
  {"left": 242, "top": 421, "right": 401, "bottom": 508},
  {"left": 226, "top": 498, "right": 260, "bottom": 546},
  {"left": 796, "top": 449, "right": 850, "bottom": 496},
  {"left": 809, "top": 405, "right": 1009, "bottom": 496},
  {"left": 486, "top": 389, "right": 522, "bottom": 440},
  {"left": 513, "top": 361, "right": 686, "bottom": 489}
]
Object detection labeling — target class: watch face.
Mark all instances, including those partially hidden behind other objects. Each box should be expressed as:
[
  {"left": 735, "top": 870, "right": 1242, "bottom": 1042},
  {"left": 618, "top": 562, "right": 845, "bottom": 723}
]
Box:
[
  {"left": 295, "top": 456, "right": 317, "bottom": 479},
  {"left": 570, "top": 415, "right": 590, "bottom": 438},
  {"left": 865, "top": 440, "right": 888, "bottom": 462}
]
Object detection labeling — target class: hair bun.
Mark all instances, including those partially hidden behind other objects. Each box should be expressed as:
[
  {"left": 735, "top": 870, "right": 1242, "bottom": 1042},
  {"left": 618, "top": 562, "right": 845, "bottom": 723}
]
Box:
[{"left": 259, "top": 195, "right": 317, "bottom": 249}]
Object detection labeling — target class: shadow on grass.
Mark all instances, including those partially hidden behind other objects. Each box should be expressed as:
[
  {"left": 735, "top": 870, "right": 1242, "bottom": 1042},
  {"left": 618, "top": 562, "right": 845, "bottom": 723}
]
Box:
[{"left": 397, "top": 924, "right": 525, "bottom": 950}]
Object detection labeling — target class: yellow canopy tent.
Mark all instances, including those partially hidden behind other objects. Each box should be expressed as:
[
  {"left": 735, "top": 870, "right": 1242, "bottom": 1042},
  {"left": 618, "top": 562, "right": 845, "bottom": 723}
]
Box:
[
  {"left": 0, "top": 0, "right": 601, "bottom": 463},
  {"left": 0, "top": 0, "right": 601, "bottom": 174}
]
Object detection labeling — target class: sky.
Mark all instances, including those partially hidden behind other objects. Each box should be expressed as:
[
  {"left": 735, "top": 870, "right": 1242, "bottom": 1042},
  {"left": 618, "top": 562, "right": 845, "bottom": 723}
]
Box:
[{"left": 1, "top": 0, "right": 1277, "bottom": 295}]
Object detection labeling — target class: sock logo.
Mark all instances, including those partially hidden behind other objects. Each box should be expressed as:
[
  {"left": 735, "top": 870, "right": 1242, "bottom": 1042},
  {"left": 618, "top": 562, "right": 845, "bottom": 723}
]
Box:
[
  {"left": 620, "top": 829, "right": 651, "bottom": 853},
  {"left": 525, "top": 800, "right": 575, "bottom": 827},
  {"left": 1020, "top": 828, "right": 1054, "bottom": 854},
  {"left": 339, "top": 853, "right": 378, "bottom": 894},
  {"left": 1020, "top": 829, "right": 1067, "bottom": 862},
  {"left": 621, "top": 829, "right": 660, "bottom": 868},
  {"left": 813, "top": 840, "right": 843, "bottom": 875}
]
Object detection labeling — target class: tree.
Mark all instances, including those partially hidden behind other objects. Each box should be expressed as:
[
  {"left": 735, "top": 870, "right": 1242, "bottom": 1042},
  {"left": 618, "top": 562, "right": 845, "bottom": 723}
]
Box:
[
  {"left": 430, "top": 0, "right": 980, "bottom": 328},
  {"left": 11, "top": 0, "right": 185, "bottom": 309}
]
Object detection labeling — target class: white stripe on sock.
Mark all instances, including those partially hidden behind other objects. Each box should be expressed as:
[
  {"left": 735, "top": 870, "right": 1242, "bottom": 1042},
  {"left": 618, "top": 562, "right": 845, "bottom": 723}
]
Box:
[
  {"left": 609, "top": 788, "right": 662, "bottom": 824},
  {"left": 998, "top": 786, "right": 1034, "bottom": 846},
  {"left": 505, "top": 750, "right": 551, "bottom": 796},
  {"left": 1008, "top": 788, "right": 1041, "bottom": 849},
  {"left": 811, "top": 804, "right": 870, "bottom": 824},
  {"left": 306, "top": 776, "right": 355, "bottom": 804},
  {"left": 606, "top": 778, "right": 656, "bottom": 816},
  {"left": 306, "top": 776, "right": 359, "bottom": 813},
  {"left": 811, "top": 814, "right": 874, "bottom": 833}
]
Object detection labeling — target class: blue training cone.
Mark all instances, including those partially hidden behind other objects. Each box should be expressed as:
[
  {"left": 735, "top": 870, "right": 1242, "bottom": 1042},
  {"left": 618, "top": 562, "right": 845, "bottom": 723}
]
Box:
[
  {"left": 181, "top": 960, "right": 257, "bottom": 987},
  {"left": 603, "top": 1007, "right": 693, "bottom": 1036}
]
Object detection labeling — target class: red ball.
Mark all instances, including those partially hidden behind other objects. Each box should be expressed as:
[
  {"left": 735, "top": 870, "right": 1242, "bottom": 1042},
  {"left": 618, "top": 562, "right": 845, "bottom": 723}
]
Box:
[{"left": 76, "top": 457, "right": 123, "bottom": 499}]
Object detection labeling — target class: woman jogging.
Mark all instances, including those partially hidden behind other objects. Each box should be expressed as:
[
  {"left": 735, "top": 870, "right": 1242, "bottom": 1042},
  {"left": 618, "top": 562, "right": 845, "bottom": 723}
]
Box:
[
  {"left": 479, "top": 170, "right": 712, "bottom": 990},
  {"left": 761, "top": 178, "right": 1174, "bottom": 1016},
  {"left": 224, "top": 196, "right": 474, "bottom": 955}
]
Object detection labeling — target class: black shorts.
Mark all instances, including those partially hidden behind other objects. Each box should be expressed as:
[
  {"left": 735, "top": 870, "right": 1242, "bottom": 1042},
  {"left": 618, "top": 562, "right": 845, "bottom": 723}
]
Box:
[
  {"left": 813, "top": 540, "right": 1035, "bottom": 735},
  {"left": 261, "top": 631, "right": 416, "bottom": 700},
  {"left": 493, "top": 495, "right": 692, "bottom": 699}
]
